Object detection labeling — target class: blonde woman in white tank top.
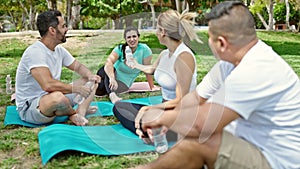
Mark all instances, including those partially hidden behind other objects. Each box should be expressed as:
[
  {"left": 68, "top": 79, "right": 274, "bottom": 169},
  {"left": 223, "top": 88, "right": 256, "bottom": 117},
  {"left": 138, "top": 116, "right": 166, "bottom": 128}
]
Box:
[{"left": 113, "top": 9, "right": 202, "bottom": 142}]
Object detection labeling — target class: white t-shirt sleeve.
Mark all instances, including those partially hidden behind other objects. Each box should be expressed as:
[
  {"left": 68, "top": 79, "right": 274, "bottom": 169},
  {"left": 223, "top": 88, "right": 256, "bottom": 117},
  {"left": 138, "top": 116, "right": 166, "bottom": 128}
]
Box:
[
  {"left": 210, "top": 77, "right": 269, "bottom": 119},
  {"left": 210, "top": 60, "right": 275, "bottom": 119},
  {"left": 196, "top": 61, "right": 234, "bottom": 99},
  {"left": 26, "top": 46, "right": 49, "bottom": 71},
  {"left": 58, "top": 46, "right": 75, "bottom": 67}
]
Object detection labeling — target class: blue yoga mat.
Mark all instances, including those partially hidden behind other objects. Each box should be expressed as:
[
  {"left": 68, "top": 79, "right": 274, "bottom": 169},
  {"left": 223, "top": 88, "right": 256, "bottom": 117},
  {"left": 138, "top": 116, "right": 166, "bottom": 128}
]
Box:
[
  {"left": 4, "top": 101, "right": 114, "bottom": 127},
  {"left": 4, "top": 96, "right": 162, "bottom": 127},
  {"left": 39, "top": 124, "right": 174, "bottom": 165}
]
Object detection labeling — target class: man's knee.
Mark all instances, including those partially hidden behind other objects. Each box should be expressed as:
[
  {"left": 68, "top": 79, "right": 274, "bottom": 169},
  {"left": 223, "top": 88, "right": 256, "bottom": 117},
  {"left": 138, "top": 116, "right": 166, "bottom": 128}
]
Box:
[
  {"left": 151, "top": 138, "right": 205, "bottom": 169},
  {"left": 175, "top": 138, "right": 205, "bottom": 155},
  {"left": 170, "top": 135, "right": 221, "bottom": 167},
  {"left": 40, "top": 91, "right": 70, "bottom": 108},
  {"left": 50, "top": 92, "right": 69, "bottom": 104}
]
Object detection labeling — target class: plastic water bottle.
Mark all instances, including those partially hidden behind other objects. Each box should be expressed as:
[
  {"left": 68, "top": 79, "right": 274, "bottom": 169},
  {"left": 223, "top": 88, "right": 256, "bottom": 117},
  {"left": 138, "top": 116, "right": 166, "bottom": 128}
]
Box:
[
  {"left": 74, "top": 80, "right": 95, "bottom": 104},
  {"left": 125, "top": 46, "right": 134, "bottom": 67},
  {"left": 5, "top": 75, "right": 13, "bottom": 94},
  {"left": 152, "top": 127, "right": 168, "bottom": 154}
]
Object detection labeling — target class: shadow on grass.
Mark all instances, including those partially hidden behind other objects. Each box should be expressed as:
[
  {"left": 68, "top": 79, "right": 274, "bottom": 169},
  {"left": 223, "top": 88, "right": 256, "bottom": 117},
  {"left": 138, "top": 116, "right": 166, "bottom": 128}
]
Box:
[
  {"left": 0, "top": 49, "right": 25, "bottom": 58},
  {"left": 263, "top": 41, "right": 300, "bottom": 56}
]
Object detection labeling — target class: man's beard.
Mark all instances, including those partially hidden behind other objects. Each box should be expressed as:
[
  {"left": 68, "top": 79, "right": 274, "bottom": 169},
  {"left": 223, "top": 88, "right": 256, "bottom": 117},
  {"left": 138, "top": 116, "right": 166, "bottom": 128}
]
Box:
[
  {"left": 56, "top": 29, "right": 67, "bottom": 43},
  {"left": 61, "top": 36, "right": 66, "bottom": 43}
]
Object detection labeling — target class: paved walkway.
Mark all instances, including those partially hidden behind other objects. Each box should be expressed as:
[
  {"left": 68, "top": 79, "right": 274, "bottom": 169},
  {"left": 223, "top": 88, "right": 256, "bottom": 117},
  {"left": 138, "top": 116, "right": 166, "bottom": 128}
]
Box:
[
  {"left": 0, "top": 29, "right": 157, "bottom": 38},
  {"left": 0, "top": 26, "right": 210, "bottom": 38}
]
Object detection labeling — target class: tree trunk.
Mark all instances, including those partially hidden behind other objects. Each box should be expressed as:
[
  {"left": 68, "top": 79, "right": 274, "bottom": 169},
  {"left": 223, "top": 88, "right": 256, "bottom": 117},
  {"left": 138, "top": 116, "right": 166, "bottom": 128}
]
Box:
[
  {"left": 186, "top": 0, "right": 199, "bottom": 11},
  {"left": 69, "top": 0, "right": 81, "bottom": 29},
  {"left": 113, "top": 19, "right": 119, "bottom": 30},
  {"left": 148, "top": 0, "right": 156, "bottom": 29},
  {"left": 182, "top": 0, "right": 188, "bottom": 12},
  {"left": 29, "top": 2, "right": 35, "bottom": 30},
  {"left": 47, "top": 0, "right": 57, "bottom": 10},
  {"left": 106, "top": 18, "right": 111, "bottom": 29},
  {"left": 18, "top": 0, "right": 35, "bottom": 31},
  {"left": 175, "top": 0, "right": 182, "bottom": 12},
  {"left": 256, "top": 12, "right": 269, "bottom": 29},
  {"left": 66, "top": 0, "right": 72, "bottom": 28},
  {"left": 112, "top": 20, "right": 115, "bottom": 30},
  {"left": 22, "top": 12, "right": 27, "bottom": 30},
  {"left": 285, "top": 0, "right": 290, "bottom": 29},
  {"left": 266, "top": 0, "right": 274, "bottom": 30},
  {"left": 125, "top": 18, "right": 133, "bottom": 27},
  {"left": 18, "top": 0, "right": 28, "bottom": 31},
  {"left": 170, "top": 0, "right": 177, "bottom": 10},
  {"left": 138, "top": 0, "right": 156, "bottom": 29}
]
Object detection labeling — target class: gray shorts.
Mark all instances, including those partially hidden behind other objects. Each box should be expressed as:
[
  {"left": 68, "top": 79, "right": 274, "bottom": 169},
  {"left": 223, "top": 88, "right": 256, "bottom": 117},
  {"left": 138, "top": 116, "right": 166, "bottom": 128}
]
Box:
[
  {"left": 214, "top": 131, "right": 271, "bottom": 169},
  {"left": 18, "top": 94, "right": 76, "bottom": 125}
]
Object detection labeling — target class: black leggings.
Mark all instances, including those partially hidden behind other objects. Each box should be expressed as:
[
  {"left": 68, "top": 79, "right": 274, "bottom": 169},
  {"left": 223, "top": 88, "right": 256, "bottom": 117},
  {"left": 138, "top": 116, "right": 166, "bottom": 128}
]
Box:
[
  {"left": 113, "top": 101, "right": 177, "bottom": 141},
  {"left": 113, "top": 102, "right": 148, "bottom": 136},
  {"left": 96, "top": 66, "right": 129, "bottom": 96}
]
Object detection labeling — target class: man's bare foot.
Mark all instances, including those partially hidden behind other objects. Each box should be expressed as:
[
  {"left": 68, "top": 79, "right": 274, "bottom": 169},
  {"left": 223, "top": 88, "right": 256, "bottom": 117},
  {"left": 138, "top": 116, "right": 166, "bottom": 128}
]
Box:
[
  {"left": 69, "top": 114, "right": 89, "bottom": 126},
  {"left": 109, "top": 92, "right": 122, "bottom": 104},
  {"left": 86, "top": 106, "right": 98, "bottom": 115}
]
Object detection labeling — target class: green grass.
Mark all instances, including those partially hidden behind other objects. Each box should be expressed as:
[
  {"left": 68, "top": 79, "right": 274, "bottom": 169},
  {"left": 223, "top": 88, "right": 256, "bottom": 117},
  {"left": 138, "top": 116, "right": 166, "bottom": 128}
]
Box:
[{"left": 0, "top": 30, "right": 300, "bottom": 169}]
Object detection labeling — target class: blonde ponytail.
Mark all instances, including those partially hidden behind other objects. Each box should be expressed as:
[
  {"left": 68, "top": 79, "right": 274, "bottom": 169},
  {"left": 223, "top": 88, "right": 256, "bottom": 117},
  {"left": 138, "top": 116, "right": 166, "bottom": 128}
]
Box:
[
  {"left": 179, "top": 9, "right": 202, "bottom": 43},
  {"left": 157, "top": 9, "right": 202, "bottom": 45}
]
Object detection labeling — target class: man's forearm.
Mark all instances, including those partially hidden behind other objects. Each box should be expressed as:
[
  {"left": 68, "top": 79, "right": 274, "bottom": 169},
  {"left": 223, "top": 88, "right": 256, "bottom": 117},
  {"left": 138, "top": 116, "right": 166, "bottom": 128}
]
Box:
[
  {"left": 162, "top": 92, "right": 203, "bottom": 137},
  {"left": 43, "top": 79, "right": 74, "bottom": 94},
  {"left": 76, "top": 64, "right": 93, "bottom": 79}
]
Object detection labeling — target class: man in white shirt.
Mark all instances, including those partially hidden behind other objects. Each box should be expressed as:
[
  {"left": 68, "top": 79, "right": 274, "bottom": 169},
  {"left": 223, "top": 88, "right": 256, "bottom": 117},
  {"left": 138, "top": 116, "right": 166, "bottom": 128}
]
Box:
[
  {"left": 132, "top": 1, "right": 300, "bottom": 169},
  {"left": 16, "top": 10, "right": 100, "bottom": 126}
]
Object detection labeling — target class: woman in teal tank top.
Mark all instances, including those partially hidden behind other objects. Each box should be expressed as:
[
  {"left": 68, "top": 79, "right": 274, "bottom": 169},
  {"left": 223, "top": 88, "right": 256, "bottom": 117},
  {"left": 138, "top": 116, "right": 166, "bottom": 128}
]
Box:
[{"left": 96, "top": 26, "right": 154, "bottom": 103}]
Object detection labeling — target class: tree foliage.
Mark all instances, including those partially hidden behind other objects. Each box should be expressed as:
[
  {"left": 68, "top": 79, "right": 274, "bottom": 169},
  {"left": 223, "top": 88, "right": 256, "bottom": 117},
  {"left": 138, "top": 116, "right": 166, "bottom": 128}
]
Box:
[
  {"left": 0, "top": 0, "right": 47, "bottom": 31},
  {"left": 80, "top": 0, "right": 144, "bottom": 20},
  {"left": 0, "top": 0, "right": 299, "bottom": 31}
]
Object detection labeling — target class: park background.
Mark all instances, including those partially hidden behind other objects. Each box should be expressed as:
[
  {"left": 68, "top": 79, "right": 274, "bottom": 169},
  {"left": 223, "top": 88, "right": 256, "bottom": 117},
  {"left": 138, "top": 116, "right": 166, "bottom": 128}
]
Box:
[
  {"left": 0, "top": 0, "right": 300, "bottom": 169},
  {"left": 0, "top": 0, "right": 300, "bottom": 32}
]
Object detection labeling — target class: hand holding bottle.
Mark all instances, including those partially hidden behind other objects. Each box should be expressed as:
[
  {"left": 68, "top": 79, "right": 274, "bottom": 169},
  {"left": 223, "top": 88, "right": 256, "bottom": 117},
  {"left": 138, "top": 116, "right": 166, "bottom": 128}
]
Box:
[
  {"left": 74, "top": 80, "right": 95, "bottom": 104},
  {"left": 128, "top": 57, "right": 138, "bottom": 69},
  {"left": 151, "top": 127, "right": 168, "bottom": 153},
  {"left": 125, "top": 46, "right": 134, "bottom": 67}
]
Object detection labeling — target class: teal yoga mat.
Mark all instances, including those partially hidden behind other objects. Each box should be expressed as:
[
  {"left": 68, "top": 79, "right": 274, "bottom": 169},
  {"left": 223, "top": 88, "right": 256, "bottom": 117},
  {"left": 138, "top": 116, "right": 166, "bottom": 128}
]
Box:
[
  {"left": 4, "top": 101, "right": 113, "bottom": 127},
  {"left": 4, "top": 96, "right": 162, "bottom": 127},
  {"left": 39, "top": 124, "right": 175, "bottom": 165}
]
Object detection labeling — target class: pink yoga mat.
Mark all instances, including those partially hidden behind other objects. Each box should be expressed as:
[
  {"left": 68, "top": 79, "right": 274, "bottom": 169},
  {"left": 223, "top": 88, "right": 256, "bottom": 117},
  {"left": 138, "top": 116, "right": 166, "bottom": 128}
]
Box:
[{"left": 127, "top": 82, "right": 160, "bottom": 92}]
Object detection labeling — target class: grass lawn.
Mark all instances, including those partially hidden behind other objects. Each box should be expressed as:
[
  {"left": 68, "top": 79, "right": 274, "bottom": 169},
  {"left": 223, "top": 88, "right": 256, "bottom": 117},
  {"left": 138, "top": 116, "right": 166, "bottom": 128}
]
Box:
[{"left": 0, "top": 30, "right": 299, "bottom": 169}]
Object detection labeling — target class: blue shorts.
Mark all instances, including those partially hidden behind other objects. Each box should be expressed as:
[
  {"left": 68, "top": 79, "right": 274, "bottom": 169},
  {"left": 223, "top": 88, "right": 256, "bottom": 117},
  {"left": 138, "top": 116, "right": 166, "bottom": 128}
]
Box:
[{"left": 18, "top": 94, "right": 76, "bottom": 125}]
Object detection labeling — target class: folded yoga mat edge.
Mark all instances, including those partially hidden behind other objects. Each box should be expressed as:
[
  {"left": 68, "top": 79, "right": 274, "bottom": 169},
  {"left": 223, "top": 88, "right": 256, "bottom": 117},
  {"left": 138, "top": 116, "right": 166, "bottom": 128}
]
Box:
[{"left": 38, "top": 124, "right": 157, "bottom": 165}]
